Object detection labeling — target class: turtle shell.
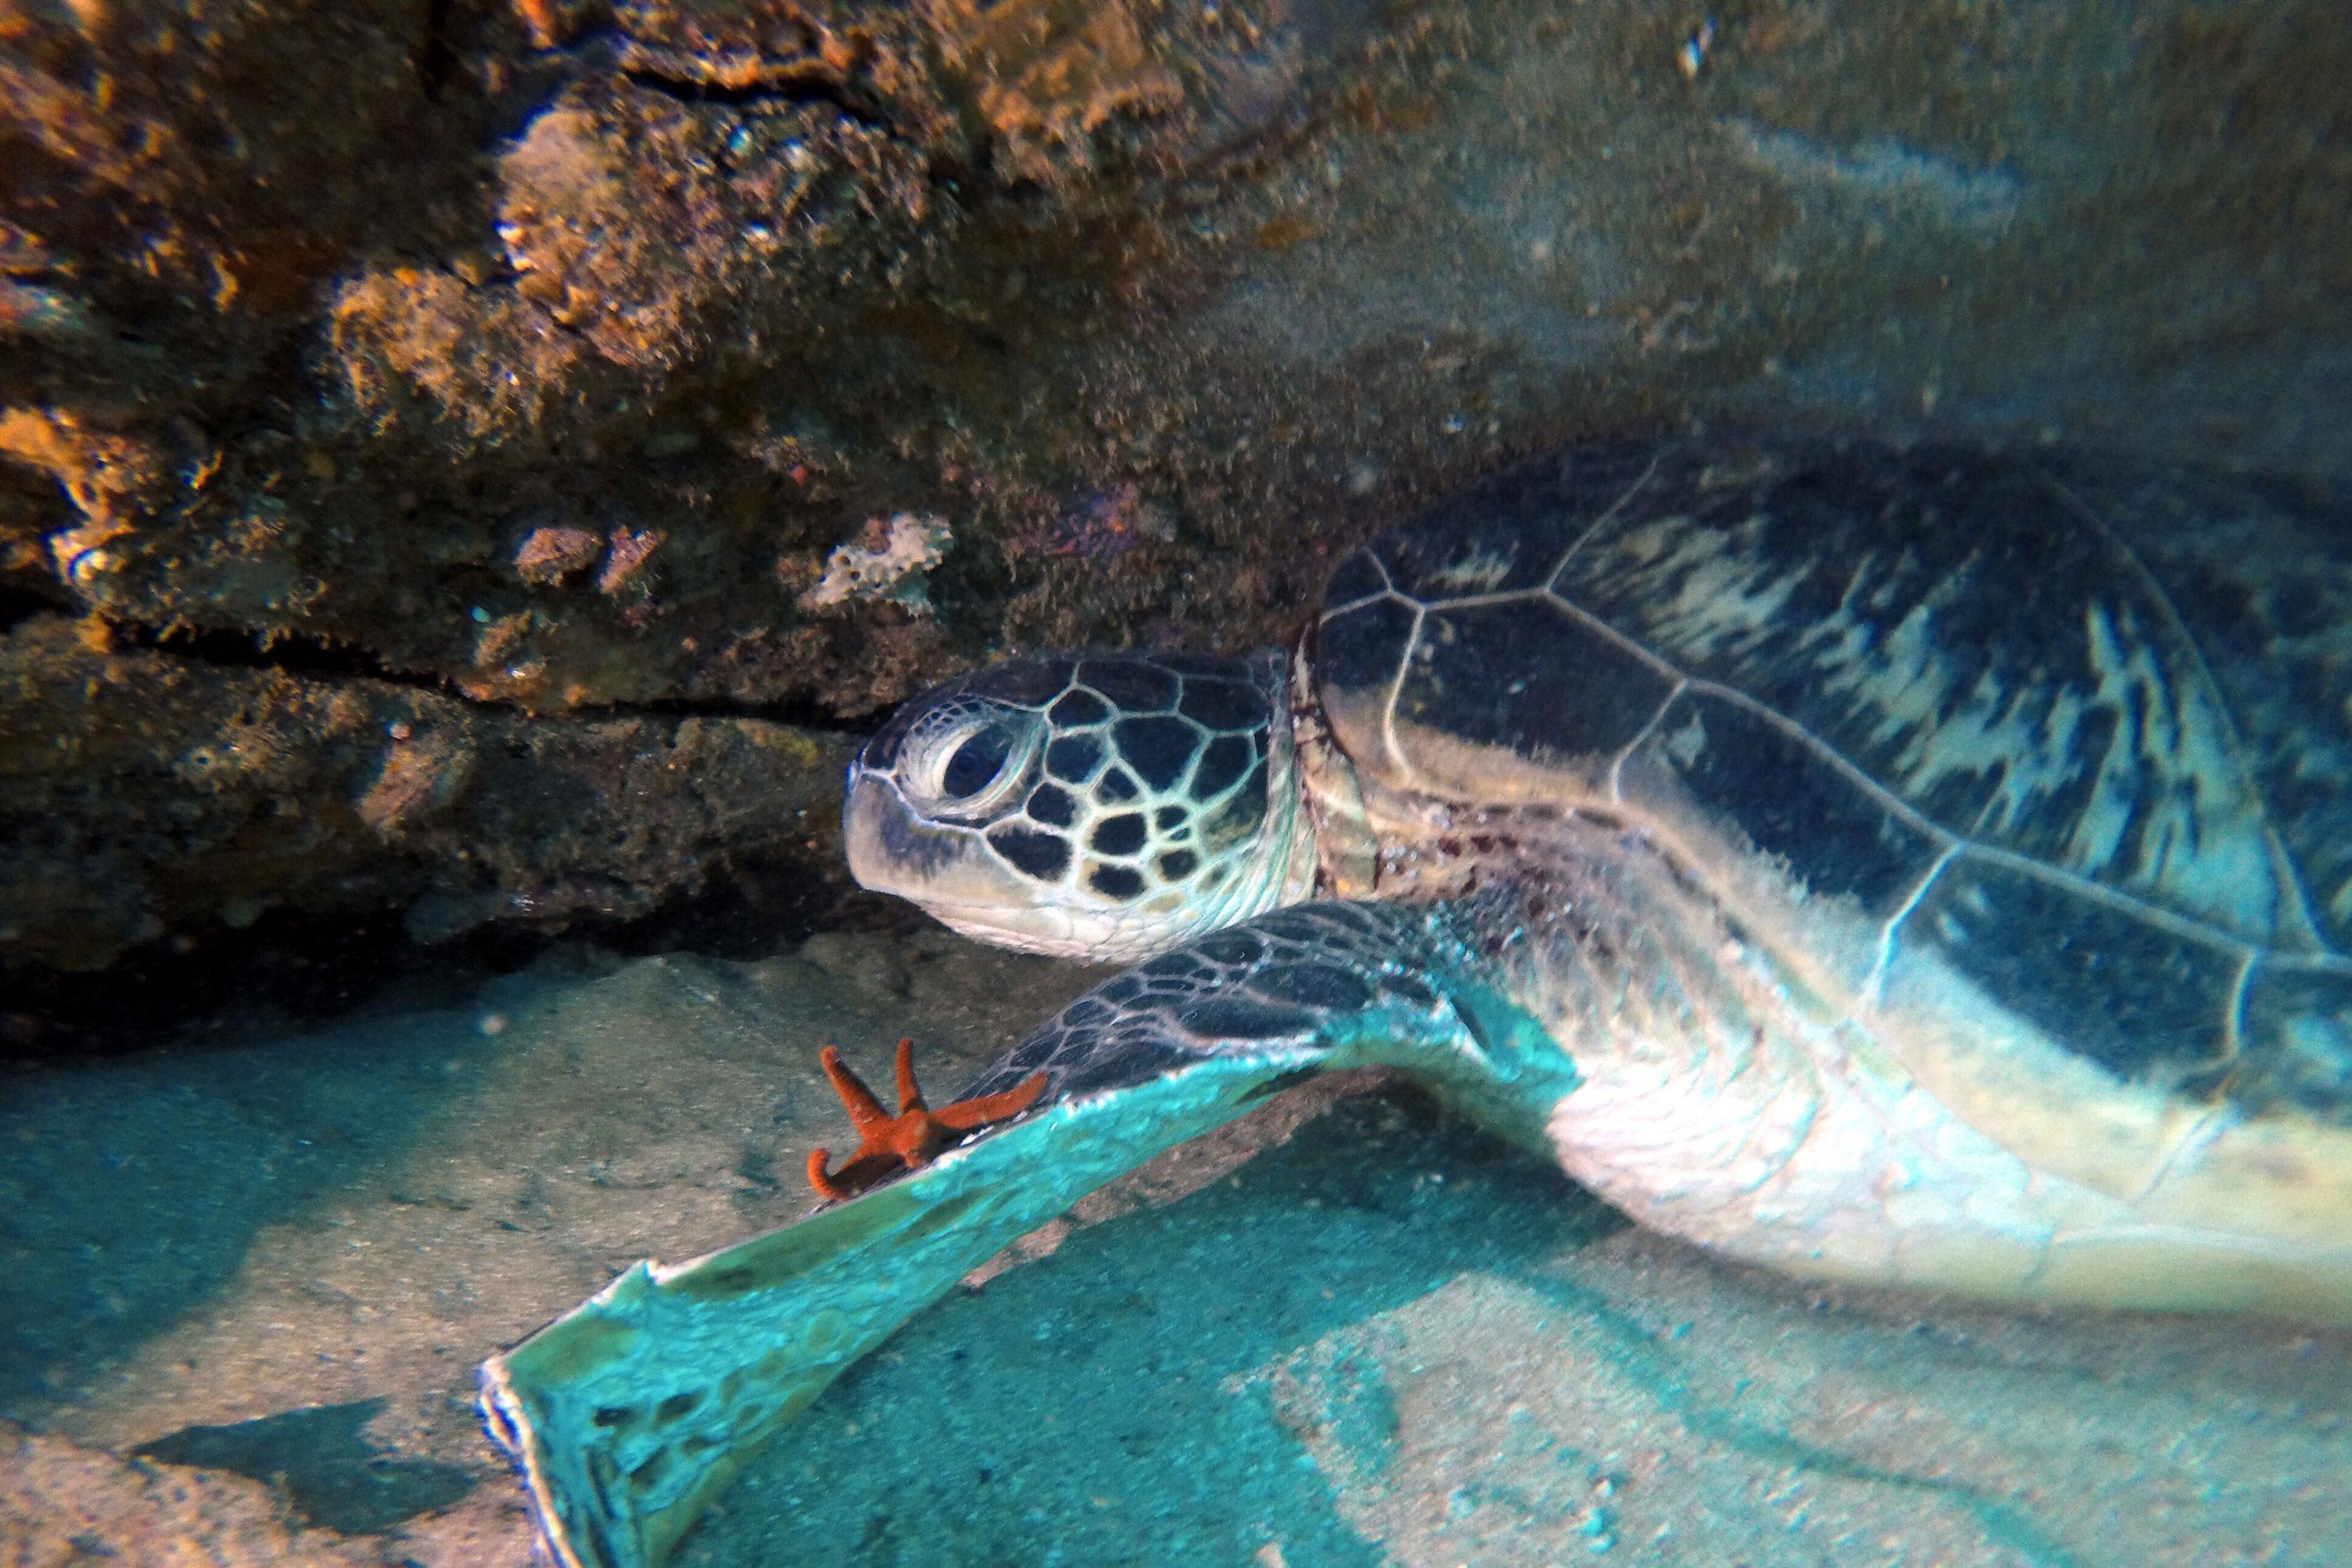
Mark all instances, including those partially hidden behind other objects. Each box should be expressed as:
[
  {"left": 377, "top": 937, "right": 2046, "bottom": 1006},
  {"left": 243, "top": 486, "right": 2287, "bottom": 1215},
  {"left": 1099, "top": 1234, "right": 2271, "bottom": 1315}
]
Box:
[{"left": 1314, "top": 432, "right": 2352, "bottom": 1128}]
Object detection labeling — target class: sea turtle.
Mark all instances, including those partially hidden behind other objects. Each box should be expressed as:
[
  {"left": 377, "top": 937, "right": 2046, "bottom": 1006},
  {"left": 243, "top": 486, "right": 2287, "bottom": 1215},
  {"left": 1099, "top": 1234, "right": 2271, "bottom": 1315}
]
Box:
[{"left": 481, "top": 430, "right": 2352, "bottom": 1568}]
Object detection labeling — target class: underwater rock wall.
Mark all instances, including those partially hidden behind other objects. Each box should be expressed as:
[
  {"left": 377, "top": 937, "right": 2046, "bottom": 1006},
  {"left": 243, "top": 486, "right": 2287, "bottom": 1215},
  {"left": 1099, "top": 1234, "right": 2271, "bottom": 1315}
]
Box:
[
  {"left": 4, "top": 0, "right": 2349, "bottom": 970},
  {"left": 0, "top": 615, "right": 852, "bottom": 970}
]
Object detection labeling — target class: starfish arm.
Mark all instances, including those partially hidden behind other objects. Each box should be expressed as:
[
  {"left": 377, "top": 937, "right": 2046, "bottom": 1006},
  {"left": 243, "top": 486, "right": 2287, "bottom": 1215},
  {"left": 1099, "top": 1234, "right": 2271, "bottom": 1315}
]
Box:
[
  {"left": 804, "top": 1146, "right": 844, "bottom": 1202},
  {"left": 891, "top": 1036, "right": 926, "bottom": 1114},
  {"left": 817, "top": 1044, "right": 889, "bottom": 1130},
  {"left": 931, "top": 1069, "right": 1049, "bottom": 1131}
]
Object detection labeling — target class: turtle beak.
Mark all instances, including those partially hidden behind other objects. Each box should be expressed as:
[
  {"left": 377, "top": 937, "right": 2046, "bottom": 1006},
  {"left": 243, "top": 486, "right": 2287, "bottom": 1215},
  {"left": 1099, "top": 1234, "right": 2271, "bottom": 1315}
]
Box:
[
  {"left": 844, "top": 769, "right": 1054, "bottom": 924},
  {"left": 843, "top": 771, "right": 956, "bottom": 897}
]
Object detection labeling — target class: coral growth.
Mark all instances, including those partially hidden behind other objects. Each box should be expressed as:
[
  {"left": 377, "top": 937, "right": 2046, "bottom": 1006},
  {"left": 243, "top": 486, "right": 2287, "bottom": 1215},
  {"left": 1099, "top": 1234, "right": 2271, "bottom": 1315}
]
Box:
[{"left": 797, "top": 514, "right": 953, "bottom": 613}]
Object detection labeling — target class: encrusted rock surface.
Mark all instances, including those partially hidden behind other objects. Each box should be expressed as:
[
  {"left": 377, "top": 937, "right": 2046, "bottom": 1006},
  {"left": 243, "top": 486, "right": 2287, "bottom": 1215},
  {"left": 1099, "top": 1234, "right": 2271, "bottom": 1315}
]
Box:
[
  {"left": 5, "top": 0, "right": 2350, "bottom": 968},
  {"left": 1, "top": 615, "right": 849, "bottom": 971}
]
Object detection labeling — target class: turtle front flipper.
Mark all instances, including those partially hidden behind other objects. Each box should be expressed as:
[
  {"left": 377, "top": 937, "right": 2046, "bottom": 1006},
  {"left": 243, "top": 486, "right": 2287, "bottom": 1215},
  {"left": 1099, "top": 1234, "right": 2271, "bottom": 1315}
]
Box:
[{"left": 479, "top": 898, "right": 1566, "bottom": 1568}]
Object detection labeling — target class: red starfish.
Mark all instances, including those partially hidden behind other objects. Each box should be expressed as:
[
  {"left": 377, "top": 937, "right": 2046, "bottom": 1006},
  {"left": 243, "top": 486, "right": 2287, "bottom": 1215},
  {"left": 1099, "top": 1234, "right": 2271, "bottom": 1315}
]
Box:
[{"left": 805, "top": 1036, "right": 1048, "bottom": 1202}]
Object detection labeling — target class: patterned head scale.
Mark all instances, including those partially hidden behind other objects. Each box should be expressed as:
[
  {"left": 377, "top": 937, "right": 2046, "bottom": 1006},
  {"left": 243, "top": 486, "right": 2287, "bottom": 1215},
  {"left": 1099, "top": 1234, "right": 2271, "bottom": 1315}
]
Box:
[{"left": 844, "top": 648, "right": 1312, "bottom": 961}]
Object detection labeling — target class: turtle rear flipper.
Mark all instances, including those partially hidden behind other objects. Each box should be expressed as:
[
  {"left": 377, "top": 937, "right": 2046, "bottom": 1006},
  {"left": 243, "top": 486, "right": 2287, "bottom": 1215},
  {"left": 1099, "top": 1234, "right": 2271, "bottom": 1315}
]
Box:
[{"left": 479, "top": 900, "right": 1556, "bottom": 1568}]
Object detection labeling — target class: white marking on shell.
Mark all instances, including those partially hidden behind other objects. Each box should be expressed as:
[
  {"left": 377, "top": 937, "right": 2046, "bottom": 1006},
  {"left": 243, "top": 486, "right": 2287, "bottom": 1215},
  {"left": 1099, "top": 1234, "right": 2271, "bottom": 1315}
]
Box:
[
  {"left": 2042, "top": 468, "right": 2329, "bottom": 953},
  {"left": 1425, "top": 546, "right": 1518, "bottom": 593},
  {"left": 1564, "top": 510, "right": 2300, "bottom": 949}
]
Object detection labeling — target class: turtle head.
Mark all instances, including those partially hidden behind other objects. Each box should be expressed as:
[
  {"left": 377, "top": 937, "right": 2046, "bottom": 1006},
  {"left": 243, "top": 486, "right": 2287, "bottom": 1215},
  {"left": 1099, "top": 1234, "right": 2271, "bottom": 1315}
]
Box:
[{"left": 844, "top": 648, "right": 1316, "bottom": 961}]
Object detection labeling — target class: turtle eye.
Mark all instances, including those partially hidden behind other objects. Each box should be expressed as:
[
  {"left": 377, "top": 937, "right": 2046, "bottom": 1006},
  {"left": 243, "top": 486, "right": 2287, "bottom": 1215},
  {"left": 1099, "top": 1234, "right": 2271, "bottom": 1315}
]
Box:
[
  {"left": 942, "top": 724, "right": 1018, "bottom": 798},
  {"left": 906, "top": 708, "right": 1040, "bottom": 817}
]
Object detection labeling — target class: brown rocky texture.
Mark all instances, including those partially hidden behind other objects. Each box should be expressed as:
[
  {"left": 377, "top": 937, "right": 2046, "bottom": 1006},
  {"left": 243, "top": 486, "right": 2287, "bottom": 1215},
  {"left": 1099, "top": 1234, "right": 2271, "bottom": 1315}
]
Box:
[
  {"left": 0, "top": 614, "right": 851, "bottom": 971},
  {"left": 5, "top": 0, "right": 2350, "bottom": 969}
]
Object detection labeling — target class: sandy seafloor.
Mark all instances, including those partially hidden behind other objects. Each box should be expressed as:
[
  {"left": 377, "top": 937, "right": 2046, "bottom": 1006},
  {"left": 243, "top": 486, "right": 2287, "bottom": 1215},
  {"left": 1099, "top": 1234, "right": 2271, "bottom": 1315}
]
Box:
[{"left": 3, "top": 924, "right": 2347, "bottom": 1568}]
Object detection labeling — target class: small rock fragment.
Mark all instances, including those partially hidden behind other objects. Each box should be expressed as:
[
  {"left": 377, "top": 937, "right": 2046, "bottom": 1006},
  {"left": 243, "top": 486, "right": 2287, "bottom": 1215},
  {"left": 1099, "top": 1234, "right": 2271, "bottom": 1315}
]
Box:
[
  {"left": 358, "top": 729, "right": 469, "bottom": 835},
  {"left": 597, "top": 526, "right": 663, "bottom": 596},
  {"left": 513, "top": 524, "right": 603, "bottom": 584}
]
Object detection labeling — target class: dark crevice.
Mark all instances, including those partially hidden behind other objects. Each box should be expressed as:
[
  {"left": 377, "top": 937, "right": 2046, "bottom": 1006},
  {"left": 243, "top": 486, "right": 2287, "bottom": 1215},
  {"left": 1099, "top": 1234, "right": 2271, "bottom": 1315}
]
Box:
[
  {"left": 0, "top": 581, "right": 75, "bottom": 635},
  {"left": 618, "top": 63, "right": 895, "bottom": 132},
  {"left": 103, "top": 615, "right": 873, "bottom": 735},
  {"left": 416, "top": 0, "right": 463, "bottom": 101},
  {"left": 134, "top": 619, "right": 437, "bottom": 689},
  {"left": 119, "top": 615, "right": 543, "bottom": 713},
  {"left": 0, "top": 864, "right": 891, "bottom": 1062},
  {"left": 0, "top": 907, "right": 543, "bottom": 1061}
]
